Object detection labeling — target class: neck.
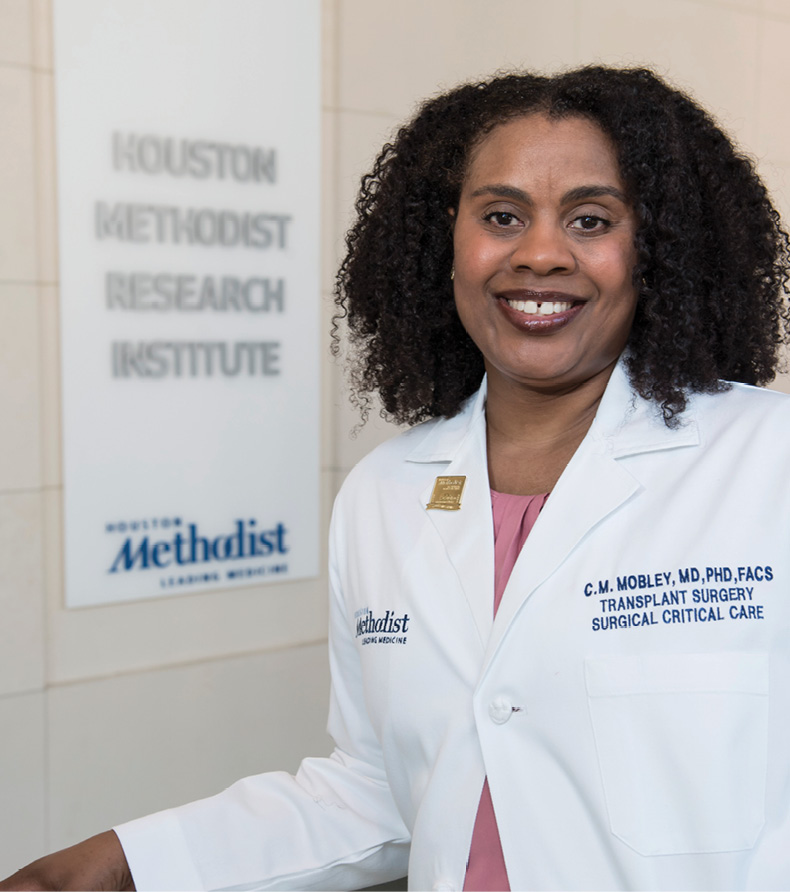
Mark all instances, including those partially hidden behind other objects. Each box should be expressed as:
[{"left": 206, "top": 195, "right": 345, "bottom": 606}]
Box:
[{"left": 484, "top": 361, "right": 616, "bottom": 495}]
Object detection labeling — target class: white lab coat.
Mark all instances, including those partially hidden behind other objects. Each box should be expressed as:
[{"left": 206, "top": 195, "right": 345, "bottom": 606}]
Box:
[{"left": 116, "top": 360, "right": 790, "bottom": 891}]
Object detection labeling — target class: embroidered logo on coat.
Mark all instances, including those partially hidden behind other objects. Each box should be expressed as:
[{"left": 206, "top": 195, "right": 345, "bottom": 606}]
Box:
[{"left": 354, "top": 607, "right": 410, "bottom": 646}]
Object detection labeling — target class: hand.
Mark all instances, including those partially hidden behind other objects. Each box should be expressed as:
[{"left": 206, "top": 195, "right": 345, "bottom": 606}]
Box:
[{"left": 0, "top": 831, "right": 134, "bottom": 891}]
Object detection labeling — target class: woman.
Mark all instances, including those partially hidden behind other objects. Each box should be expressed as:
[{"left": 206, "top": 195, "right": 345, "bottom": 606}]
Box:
[{"left": 4, "top": 66, "right": 790, "bottom": 891}]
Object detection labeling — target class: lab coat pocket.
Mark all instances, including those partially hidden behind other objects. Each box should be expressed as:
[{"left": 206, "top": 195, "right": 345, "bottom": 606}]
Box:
[{"left": 585, "top": 652, "right": 768, "bottom": 856}]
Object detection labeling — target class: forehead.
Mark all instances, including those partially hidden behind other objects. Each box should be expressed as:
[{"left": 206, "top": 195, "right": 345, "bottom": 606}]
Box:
[{"left": 463, "top": 113, "right": 625, "bottom": 195}]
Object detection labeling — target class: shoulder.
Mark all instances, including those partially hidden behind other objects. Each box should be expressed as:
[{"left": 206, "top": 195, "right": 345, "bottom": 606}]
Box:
[
  {"left": 670, "top": 381, "right": 790, "bottom": 466},
  {"left": 355, "top": 418, "right": 441, "bottom": 471},
  {"left": 692, "top": 381, "right": 790, "bottom": 429},
  {"left": 337, "top": 416, "right": 444, "bottom": 504},
  {"left": 328, "top": 414, "right": 457, "bottom": 562},
  {"left": 335, "top": 385, "right": 484, "bottom": 507}
]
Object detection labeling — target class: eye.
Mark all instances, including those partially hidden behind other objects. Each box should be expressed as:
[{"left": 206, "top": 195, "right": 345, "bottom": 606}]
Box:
[
  {"left": 569, "top": 214, "right": 610, "bottom": 233},
  {"left": 483, "top": 210, "right": 522, "bottom": 227}
]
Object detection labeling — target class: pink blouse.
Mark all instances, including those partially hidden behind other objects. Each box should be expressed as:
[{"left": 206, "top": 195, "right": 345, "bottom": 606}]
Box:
[{"left": 463, "top": 490, "right": 549, "bottom": 892}]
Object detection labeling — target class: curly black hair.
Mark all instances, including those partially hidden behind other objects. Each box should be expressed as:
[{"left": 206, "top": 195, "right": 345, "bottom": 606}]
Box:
[{"left": 334, "top": 66, "right": 790, "bottom": 426}]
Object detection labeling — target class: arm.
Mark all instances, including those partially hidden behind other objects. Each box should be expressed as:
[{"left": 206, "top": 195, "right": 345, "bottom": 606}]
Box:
[
  {"left": 113, "top": 491, "right": 410, "bottom": 890},
  {"left": 2, "top": 488, "right": 409, "bottom": 892},
  {"left": 0, "top": 831, "right": 134, "bottom": 891}
]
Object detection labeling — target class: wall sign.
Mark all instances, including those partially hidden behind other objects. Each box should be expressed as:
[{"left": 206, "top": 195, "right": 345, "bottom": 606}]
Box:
[{"left": 54, "top": 0, "right": 321, "bottom": 606}]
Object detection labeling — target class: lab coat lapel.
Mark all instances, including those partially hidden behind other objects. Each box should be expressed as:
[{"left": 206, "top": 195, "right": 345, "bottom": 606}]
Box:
[
  {"left": 484, "top": 440, "right": 640, "bottom": 663},
  {"left": 482, "top": 360, "right": 700, "bottom": 668},
  {"left": 409, "top": 386, "right": 495, "bottom": 648},
  {"left": 406, "top": 361, "right": 700, "bottom": 664}
]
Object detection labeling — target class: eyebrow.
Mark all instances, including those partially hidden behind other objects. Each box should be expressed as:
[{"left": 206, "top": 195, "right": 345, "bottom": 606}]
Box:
[{"left": 468, "top": 183, "right": 629, "bottom": 204}]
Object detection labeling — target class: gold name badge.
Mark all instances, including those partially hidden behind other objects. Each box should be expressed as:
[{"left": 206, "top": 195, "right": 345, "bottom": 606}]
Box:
[{"left": 426, "top": 476, "right": 467, "bottom": 511}]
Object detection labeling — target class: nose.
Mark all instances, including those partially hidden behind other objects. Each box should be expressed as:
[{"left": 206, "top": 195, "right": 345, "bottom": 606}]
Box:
[{"left": 510, "top": 218, "right": 575, "bottom": 276}]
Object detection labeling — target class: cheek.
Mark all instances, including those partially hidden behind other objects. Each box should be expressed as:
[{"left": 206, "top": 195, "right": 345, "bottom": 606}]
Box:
[
  {"left": 452, "top": 284, "right": 492, "bottom": 350},
  {"left": 452, "top": 286, "right": 477, "bottom": 331},
  {"left": 588, "top": 243, "right": 637, "bottom": 292},
  {"left": 454, "top": 229, "right": 504, "bottom": 277}
]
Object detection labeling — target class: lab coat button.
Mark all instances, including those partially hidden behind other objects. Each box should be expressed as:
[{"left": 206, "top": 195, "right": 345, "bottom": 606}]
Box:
[{"left": 488, "top": 696, "right": 512, "bottom": 724}]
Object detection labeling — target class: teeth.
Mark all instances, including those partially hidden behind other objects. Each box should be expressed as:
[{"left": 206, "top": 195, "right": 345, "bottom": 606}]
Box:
[{"left": 507, "top": 299, "right": 572, "bottom": 316}]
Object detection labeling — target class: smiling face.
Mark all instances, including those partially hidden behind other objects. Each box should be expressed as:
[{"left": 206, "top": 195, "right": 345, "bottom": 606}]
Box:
[{"left": 452, "top": 113, "right": 639, "bottom": 397}]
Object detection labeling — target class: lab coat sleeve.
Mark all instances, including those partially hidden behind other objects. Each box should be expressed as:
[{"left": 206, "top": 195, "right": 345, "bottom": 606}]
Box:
[{"left": 114, "top": 494, "right": 412, "bottom": 892}]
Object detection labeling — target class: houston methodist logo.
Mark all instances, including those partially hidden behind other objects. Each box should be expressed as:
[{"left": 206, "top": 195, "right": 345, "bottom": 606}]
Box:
[
  {"left": 108, "top": 518, "right": 288, "bottom": 573},
  {"left": 354, "top": 607, "right": 410, "bottom": 646}
]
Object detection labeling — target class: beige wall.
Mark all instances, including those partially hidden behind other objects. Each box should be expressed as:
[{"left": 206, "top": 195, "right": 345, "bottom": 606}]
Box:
[{"left": 2, "top": 0, "right": 790, "bottom": 875}]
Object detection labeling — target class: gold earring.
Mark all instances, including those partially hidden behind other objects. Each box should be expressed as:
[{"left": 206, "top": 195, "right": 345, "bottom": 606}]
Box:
[{"left": 450, "top": 266, "right": 455, "bottom": 280}]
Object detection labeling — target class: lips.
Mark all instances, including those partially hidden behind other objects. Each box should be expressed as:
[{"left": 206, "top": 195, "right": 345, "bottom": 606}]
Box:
[{"left": 496, "top": 291, "right": 586, "bottom": 331}]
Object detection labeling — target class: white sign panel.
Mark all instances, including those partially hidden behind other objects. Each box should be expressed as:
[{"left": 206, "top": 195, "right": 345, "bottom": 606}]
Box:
[{"left": 54, "top": 0, "right": 321, "bottom": 607}]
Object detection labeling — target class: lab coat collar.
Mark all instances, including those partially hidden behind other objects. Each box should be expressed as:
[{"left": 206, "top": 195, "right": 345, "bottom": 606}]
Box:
[
  {"left": 404, "top": 380, "right": 489, "bottom": 465},
  {"left": 402, "top": 356, "right": 701, "bottom": 650},
  {"left": 589, "top": 357, "right": 700, "bottom": 456},
  {"left": 404, "top": 355, "right": 700, "bottom": 466}
]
